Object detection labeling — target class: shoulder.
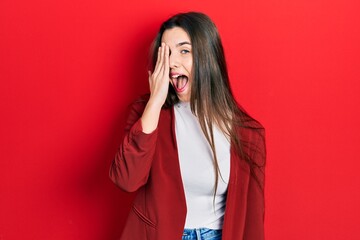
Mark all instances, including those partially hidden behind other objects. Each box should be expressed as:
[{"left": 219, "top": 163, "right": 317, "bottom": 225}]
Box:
[
  {"left": 235, "top": 107, "right": 266, "bottom": 167},
  {"left": 236, "top": 108, "right": 265, "bottom": 143}
]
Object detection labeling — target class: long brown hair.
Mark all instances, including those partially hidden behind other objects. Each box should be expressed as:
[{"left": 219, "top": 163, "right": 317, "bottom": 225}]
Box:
[{"left": 150, "top": 12, "right": 265, "bottom": 198}]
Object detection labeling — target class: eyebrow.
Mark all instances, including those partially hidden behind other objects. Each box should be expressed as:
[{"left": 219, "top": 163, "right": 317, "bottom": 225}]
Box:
[{"left": 176, "top": 41, "right": 191, "bottom": 47}]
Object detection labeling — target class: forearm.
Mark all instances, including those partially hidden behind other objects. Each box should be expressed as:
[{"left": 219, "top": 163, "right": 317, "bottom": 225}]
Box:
[{"left": 140, "top": 97, "right": 163, "bottom": 134}]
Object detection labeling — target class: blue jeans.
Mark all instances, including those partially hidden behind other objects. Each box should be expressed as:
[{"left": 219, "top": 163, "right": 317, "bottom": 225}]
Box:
[{"left": 182, "top": 228, "right": 222, "bottom": 240}]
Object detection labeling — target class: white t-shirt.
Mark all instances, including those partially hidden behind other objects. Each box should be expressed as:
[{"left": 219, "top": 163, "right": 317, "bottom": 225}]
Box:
[{"left": 174, "top": 101, "right": 231, "bottom": 230}]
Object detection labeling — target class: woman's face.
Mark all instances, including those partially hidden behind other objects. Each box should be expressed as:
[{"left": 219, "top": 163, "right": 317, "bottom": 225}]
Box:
[{"left": 161, "top": 27, "right": 193, "bottom": 102}]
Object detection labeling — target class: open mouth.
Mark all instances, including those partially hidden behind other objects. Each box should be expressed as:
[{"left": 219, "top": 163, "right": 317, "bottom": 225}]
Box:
[{"left": 170, "top": 74, "right": 189, "bottom": 92}]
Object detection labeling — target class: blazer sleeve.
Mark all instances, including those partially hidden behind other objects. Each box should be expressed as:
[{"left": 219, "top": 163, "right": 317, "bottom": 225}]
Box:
[
  {"left": 244, "top": 128, "right": 266, "bottom": 240},
  {"left": 109, "top": 99, "right": 158, "bottom": 192}
]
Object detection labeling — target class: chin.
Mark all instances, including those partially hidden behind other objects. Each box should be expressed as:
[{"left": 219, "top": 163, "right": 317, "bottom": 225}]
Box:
[{"left": 177, "top": 93, "right": 190, "bottom": 102}]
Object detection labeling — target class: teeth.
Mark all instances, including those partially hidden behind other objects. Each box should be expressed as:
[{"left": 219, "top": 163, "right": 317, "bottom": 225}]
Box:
[{"left": 171, "top": 74, "right": 180, "bottom": 79}]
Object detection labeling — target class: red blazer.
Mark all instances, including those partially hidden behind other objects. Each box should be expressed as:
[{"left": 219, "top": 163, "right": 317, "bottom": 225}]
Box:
[{"left": 110, "top": 97, "right": 266, "bottom": 240}]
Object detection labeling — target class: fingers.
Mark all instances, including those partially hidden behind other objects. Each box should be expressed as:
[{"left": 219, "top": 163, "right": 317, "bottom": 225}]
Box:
[
  {"left": 152, "top": 46, "right": 161, "bottom": 77},
  {"left": 153, "top": 43, "right": 164, "bottom": 77},
  {"left": 159, "top": 43, "right": 170, "bottom": 80},
  {"left": 163, "top": 44, "right": 170, "bottom": 79},
  {"left": 155, "top": 44, "right": 161, "bottom": 67},
  {"left": 148, "top": 43, "right": 170, "bottom": 104},
  {"left": 153, "top": 42, "right": 169, "bottom": 80},
  {"left": 158, "top": 43, "right": 165, "bottom": 72},
  {"left": 148, "top": 70, "right": 152, "bottom": 82}
]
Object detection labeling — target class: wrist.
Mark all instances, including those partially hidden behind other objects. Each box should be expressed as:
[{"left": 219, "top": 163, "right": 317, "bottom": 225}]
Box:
[{"left": 148, "top": 95, "right": 165, "bottom": 109}]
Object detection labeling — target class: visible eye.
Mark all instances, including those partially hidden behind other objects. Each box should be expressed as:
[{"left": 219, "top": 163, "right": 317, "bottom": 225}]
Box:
[{"left": 180, "top": 49, "right": 190, "bottom": 54}]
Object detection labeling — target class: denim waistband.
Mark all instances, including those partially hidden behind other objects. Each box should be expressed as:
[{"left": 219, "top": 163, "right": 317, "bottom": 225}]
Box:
[{"left": 182, "top": 228, "right": 222, "bottom": 240}]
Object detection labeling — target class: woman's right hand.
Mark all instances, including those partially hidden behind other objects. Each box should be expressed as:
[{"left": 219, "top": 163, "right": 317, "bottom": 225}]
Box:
[
  {"left": 148, "top": 42, "right": 170, "bottom": 107},
  {"left": 140, "top": 43, "right": 170, "bottom": 134}
]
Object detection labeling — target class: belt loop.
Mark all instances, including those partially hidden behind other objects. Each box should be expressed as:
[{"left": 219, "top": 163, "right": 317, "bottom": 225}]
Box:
[{"left": 196, "top": 228, "right": 201, "bottom": 240}]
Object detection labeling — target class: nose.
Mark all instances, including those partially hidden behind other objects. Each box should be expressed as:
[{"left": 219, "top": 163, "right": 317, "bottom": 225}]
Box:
[{"left": 169, "top": 51, "right": 179, "bottom": 69}]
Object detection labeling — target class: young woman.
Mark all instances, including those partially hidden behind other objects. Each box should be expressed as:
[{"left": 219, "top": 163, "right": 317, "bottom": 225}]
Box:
[{"left": 110, "top": 12, "right": 266, "bottom": 240}]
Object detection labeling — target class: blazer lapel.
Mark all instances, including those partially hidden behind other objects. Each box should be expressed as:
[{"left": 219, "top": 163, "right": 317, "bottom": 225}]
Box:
[{"left": 222, "top": 145, "right": 250, "bottom": 239}]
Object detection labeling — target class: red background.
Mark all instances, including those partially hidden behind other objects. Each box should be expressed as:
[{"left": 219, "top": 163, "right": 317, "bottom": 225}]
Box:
[{"left": 1, "top": 0, "right": 359, "bottom": 239}]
